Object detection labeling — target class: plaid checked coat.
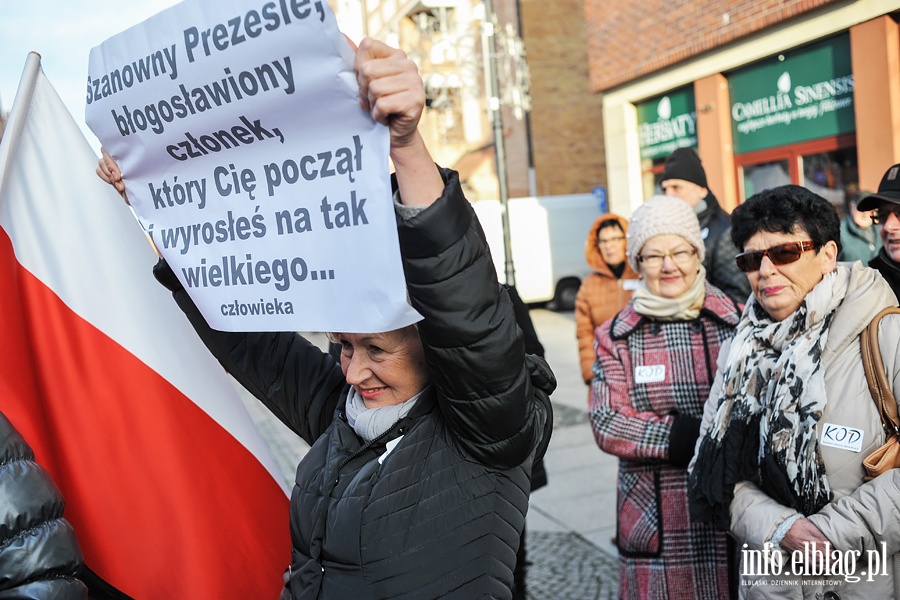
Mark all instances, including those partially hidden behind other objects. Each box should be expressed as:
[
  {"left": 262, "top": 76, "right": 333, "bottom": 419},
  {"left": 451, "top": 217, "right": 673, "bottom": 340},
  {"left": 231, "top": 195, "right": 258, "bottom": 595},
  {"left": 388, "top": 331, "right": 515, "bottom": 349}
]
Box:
[{"left": 589, "top": 283, "right": 740, "bottom": 600}]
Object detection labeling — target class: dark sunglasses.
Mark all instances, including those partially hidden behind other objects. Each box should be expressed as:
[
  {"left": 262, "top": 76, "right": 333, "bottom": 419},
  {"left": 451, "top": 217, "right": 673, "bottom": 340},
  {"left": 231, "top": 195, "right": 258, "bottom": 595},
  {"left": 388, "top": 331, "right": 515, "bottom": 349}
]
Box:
[
  {"left": 734, "top": 240, "right": 817, "bottom": 272},
  {"left": 872, "top": 207, "right": 900, "bottom": 224}
]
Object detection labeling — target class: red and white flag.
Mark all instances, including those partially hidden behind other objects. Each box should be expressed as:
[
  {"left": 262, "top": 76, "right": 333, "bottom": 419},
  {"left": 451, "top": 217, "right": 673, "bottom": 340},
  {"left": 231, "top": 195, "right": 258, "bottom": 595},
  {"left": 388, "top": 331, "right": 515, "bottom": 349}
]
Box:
[{"left": 0, "top": 53, "right": 290, "bottom": 599}]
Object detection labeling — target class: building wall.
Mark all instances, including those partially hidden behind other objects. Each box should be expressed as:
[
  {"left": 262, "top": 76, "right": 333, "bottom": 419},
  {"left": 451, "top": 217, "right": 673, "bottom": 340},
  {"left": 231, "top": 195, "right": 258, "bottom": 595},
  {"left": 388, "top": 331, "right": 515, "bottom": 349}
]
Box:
[
  {"left": 596, "top": 0, "right": 900, "bottom": 217},
  {"left": 521, "top": 0, "right": 606, "bottom": 195},
  {"left": 851, "top": 15, "right": 900, "bottom": 191},
  {"left": 584, "top": 0, "right": 842, "bottom": 93}
]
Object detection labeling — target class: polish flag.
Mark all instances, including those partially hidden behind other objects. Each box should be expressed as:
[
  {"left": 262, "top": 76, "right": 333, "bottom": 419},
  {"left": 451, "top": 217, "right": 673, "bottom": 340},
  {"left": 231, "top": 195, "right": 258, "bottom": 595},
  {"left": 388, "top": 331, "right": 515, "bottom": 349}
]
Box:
[{"left": 0, "top": 53, "right": 291, "bottom": 599}]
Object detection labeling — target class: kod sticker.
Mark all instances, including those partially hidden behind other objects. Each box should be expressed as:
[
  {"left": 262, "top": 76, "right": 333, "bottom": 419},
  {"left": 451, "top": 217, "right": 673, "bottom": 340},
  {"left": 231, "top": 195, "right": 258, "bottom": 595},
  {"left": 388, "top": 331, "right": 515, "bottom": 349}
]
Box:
[
  {"left": 634, "top": 365, "right": 665, "bottom": 384},
  {"left": 820, "top": 423, "right": 864, "bottom": 453}
]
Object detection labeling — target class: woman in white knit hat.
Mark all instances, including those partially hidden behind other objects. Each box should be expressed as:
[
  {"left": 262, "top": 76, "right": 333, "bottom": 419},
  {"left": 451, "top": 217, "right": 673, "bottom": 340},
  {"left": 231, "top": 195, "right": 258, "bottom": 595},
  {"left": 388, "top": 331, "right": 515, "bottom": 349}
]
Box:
[{"left": 588, "top": 195, "right": 741, "bottom": 599}]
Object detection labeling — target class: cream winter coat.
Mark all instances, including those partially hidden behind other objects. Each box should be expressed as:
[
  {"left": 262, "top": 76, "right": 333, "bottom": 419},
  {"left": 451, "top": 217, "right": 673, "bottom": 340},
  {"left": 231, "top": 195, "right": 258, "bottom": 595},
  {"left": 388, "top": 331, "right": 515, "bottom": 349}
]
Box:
[{"left": 695, "top": 262, "right": 900, "bottom": 599}]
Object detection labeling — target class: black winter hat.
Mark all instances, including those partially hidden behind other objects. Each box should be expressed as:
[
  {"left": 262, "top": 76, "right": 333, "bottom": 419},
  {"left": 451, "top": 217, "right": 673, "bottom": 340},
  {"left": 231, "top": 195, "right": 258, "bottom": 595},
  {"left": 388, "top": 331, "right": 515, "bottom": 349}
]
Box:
[
  {"left": 661, "top": 147, "right": 708, "bottom": 188},
  {"left": 857, "top": 164, "right": 900, "bottom": 211}
]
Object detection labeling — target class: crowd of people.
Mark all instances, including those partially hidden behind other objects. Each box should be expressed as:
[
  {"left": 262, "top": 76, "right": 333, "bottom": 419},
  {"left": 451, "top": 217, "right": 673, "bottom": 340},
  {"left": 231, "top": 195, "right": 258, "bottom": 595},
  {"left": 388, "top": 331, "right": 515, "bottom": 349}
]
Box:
[
  {"left": 588, "top": 195, "right": 739, "bottom": 597},
  {"left": 583, "top": 153, "right": 900, "bottom": 599},
  {"left": 9, "top": 29, "right": 900, "bottom": 600}
]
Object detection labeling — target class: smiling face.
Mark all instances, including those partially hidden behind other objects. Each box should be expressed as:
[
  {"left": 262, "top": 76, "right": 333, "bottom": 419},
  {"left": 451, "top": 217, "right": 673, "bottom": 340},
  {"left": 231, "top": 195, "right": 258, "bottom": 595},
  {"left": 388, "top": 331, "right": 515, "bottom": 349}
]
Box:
[
  {"left": 638, "top": 234, "right": 701, "bottom": 298},
  {"left": 335, "top": 327, "right": 430, "bottom": 408},
  {"left": 743, "top": 228, "right": 838, "bottom": 322}
]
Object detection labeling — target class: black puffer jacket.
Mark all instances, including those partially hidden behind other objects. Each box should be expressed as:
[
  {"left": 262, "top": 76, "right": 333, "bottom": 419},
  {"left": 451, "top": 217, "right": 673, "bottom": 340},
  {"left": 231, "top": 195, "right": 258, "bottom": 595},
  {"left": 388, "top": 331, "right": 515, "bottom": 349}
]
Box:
[
  {"left": 0, "top": 412, "right": 87, "bottom": 599},
  {"left": 155, "top": 168, "right": 555, "bottom": 599}
]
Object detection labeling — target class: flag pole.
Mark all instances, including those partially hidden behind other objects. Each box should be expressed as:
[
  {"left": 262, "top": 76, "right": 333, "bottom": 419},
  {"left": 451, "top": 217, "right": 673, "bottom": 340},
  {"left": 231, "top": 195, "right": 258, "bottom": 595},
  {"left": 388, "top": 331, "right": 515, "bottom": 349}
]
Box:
[{"left": 0, "top": 52, "right": 43, "bottom": 195}]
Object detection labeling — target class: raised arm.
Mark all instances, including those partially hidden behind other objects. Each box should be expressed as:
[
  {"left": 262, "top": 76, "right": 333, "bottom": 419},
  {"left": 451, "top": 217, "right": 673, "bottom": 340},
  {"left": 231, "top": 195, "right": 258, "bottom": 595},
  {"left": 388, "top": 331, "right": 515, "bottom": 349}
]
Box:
[
  {"left": 394, "top": 168, "right": 553, "bottom": 469},
  {"left": 357, "top": 38, "right": 553, "bottom": 468},
  {"left": 353, "top": 37, "right": 442, "bottom": 208},
  {"left": 153, "top": 261, "right": 346, "bottom": 444}
]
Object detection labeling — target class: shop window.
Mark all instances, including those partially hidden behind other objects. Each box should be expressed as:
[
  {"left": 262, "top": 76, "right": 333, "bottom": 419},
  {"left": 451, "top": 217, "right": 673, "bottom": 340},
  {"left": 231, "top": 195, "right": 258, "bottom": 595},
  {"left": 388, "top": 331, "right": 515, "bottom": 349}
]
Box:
[
  {"left": 734, "top": 134, "right": 857, "bottom": 205},
  {"left": 742, "top": 161, "right": 791, "bottom": 198},
  {"left": 801, "top": 147, "right": 858, "bottom": 212},
  {"left": 644, "top": 156, "right": 666, "bottom": 199}
]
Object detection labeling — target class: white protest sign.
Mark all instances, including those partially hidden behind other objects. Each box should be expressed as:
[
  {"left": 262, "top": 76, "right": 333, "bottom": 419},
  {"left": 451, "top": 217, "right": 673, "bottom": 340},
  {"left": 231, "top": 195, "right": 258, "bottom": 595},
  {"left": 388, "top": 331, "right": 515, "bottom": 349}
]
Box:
[{"left": 85, "top": 0, "right": 422, "bottom": 333}]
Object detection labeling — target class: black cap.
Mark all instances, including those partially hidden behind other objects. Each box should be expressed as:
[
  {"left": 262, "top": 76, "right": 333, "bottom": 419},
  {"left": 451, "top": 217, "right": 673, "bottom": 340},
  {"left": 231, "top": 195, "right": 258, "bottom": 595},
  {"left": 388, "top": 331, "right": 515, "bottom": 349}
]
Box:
[
  {"left": 857, "top": 164, "right": 900, "bottom": 211},
  {"left": 660, "top": 147, "right": 708, "bottom": 188}
]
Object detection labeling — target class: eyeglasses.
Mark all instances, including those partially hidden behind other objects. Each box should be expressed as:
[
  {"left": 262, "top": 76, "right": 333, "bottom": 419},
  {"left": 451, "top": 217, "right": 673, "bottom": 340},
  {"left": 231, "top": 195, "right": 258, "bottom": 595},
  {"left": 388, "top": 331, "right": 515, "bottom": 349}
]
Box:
[
  {"left": 734, "top": 240, "right": 817, "bottom": 272},
  {"left": 872, "top": 207, "right": 900, "bottom": 224},
  {"left": 598, "top": 236, "right": 625, "bottom": 246},
  {"left": 637, "top": 248, "right": 696, "bottom": 269}
]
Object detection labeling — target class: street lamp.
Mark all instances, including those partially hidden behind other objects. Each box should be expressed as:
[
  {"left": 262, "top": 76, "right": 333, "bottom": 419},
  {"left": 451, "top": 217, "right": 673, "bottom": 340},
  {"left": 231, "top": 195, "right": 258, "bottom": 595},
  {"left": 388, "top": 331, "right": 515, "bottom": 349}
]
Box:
[
  {"left": 480, "top": 0, "right": 515, "bottom": 286},
  {"left": 406, "top": 2, "right": 531, "bottom": 288}
]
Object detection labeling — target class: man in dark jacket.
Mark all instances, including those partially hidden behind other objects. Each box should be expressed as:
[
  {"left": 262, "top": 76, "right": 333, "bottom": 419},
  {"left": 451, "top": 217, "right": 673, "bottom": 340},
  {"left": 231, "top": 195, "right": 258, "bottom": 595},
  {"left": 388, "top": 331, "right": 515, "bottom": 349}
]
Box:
[
  {"left": 0, "top": 411, "right": 87, "bottom": 600},
  {"left": 660, "top": 147, "right": 751, "bottom": 305},
  {"left": 858, "top": 163, "right": 900, "bottom": 300}
]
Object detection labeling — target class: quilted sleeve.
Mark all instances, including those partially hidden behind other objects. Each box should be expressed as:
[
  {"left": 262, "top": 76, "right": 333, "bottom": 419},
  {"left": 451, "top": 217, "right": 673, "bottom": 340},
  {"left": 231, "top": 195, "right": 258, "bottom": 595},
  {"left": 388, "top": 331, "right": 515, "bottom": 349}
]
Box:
[
  {"left": 395, "top": 168, "right": 554, "bottom": 469},
  {"left": 154, "top": 261, "right": 346, "bottom": 444},
  {"left": 0, "top": 412, "right": 87, "bottom": 599}
]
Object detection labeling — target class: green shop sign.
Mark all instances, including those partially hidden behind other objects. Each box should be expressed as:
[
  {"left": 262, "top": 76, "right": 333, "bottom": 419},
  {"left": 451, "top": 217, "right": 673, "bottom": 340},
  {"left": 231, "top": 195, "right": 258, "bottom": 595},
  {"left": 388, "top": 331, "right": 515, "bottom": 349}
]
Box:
[
  {"left": 636, "top": 87, "right": 696, "bottom": 160},
  {"left": 729, "top": 34, "right": 854, "bottom": 154}
]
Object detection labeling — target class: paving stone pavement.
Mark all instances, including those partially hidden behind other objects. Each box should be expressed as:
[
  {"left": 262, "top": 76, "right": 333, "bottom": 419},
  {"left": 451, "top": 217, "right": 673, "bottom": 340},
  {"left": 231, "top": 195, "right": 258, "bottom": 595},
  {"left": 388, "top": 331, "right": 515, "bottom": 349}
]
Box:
[
  {"left": 522, "top": 309, "right": 620, "bottom": 599},
  {"left": 525, "top": 530, "right": 619, "bottom": 600},
  {"left": 233, "top": 310, "right": 621, "bottom": 600},
  {"left": 521, "top": 401, "right": 620, "bottom": 600}
]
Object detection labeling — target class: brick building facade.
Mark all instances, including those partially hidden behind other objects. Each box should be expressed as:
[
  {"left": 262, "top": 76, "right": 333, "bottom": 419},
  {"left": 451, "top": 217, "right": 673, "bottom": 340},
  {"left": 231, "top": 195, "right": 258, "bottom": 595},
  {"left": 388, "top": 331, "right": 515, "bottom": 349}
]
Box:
[
  {"left": 521, "top": 0, "right": 606, "bottom": 195},
  {"left": 585, "top": 0, "right": 841, "bottom": 92},
  {"left": 580, "top": 0, "right": 900, "bottom": 217}
]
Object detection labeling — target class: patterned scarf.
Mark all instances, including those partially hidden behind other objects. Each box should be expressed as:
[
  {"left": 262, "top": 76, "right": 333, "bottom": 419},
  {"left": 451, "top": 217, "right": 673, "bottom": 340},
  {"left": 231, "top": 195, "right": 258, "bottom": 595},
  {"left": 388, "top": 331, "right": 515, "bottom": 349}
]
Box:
[{"left": 689, "top": 268, "right": 849, "bottom": 529}]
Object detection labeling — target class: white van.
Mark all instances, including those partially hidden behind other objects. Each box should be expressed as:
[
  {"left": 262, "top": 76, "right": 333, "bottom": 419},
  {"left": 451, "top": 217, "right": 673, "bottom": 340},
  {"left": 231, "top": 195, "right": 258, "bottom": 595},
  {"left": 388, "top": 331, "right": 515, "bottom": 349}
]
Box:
[{"left": 471, "top": 194, "right": 602, "bottom": 310}]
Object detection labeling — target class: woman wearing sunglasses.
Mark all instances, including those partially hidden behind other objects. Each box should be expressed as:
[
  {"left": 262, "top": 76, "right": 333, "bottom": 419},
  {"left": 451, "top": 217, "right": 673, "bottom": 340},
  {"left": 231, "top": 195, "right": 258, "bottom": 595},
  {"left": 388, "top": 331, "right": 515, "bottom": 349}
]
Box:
[
  {"left": 690, "top": 184, "right": 900, "bottom": 598},
  {"left": 589, "top": 195, "right": 740, "bottom": 599}
]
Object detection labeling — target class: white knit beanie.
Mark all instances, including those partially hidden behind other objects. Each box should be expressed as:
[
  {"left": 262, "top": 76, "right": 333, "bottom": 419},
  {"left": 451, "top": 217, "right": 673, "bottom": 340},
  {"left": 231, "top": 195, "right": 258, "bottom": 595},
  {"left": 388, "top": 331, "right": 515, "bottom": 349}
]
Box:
[{"left": 627, "top": 195, "right": 706, "bottom": 271}]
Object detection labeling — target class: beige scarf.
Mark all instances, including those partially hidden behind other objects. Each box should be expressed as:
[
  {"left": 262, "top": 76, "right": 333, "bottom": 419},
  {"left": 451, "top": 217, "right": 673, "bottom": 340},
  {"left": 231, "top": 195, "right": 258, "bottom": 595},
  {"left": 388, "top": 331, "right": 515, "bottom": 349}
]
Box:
[{"left": 632, "top": 265, "right": 707, "bottom": 320}]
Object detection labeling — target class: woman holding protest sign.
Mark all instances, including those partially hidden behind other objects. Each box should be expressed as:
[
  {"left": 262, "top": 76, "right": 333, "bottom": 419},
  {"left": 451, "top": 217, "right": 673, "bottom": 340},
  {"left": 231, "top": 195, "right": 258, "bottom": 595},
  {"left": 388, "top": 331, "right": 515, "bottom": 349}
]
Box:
[
  {"left": 98, "top": 37, "right": 553, "bottom": 600},
  {"left": 689, "top": 185, "right": 900, "bottom": 598}
]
